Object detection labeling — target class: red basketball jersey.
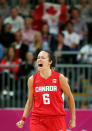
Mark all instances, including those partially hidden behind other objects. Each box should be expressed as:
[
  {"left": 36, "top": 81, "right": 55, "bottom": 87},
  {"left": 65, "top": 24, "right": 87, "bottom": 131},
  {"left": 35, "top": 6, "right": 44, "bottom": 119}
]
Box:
[{"left": 32, "top": 69, "right": 66, "bottom": 116}]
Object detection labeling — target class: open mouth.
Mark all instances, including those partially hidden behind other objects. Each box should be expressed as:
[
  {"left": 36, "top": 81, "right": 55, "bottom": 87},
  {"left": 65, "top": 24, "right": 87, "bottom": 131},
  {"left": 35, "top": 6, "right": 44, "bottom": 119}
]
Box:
[{"left": 38, "top": 64, "right": 43, "bottom": 67}]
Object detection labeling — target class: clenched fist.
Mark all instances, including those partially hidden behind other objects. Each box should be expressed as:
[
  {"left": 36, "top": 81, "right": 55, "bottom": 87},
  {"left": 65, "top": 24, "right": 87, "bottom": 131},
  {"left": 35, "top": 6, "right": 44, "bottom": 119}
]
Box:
[
  {"left": 68, "top": 119, "right": 76, "bottom": 129},
  {"left": 16, "top": 120, "right": 24, "bottom": 128}
]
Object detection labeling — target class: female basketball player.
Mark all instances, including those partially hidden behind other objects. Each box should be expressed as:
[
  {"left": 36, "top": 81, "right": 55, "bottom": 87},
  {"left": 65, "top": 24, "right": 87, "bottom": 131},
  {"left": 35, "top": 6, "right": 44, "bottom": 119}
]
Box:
[{"left": 16, "top": 50, "right": 76, "bottom": 131}]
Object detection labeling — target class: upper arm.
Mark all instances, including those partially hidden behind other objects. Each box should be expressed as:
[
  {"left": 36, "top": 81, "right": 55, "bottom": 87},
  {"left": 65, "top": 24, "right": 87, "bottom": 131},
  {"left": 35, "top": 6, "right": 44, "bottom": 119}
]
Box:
[
  {"left": 27, "top": 76, "right": 34, "bottom": 103},
  {"left": 59, "top": 74, "right": 72, "bottom": 98}
]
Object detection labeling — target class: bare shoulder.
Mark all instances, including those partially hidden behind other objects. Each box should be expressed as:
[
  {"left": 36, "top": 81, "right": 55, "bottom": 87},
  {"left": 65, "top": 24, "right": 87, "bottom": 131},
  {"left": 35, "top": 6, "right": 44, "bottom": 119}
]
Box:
[
  {"left": 59, "top": 73, "right": 70, "bottom": 88},
  {"left": 59, "top": 74, "right": 67, "bottom": 82},
  {"left": 27, "top": 75, "right": 33, "bottom": 88},
  {"left": 28, "top": 75, "right": 33, "bottom": 81},
  {"left": 59, "top": 73, "right": 71, "bottom": 96}
]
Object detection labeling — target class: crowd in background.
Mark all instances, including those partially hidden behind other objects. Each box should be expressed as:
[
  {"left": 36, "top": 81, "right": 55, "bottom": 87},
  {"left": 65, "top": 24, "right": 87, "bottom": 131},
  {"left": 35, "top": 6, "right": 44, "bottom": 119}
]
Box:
[
  {"left": 0, "top": 0, "right": 92, "bottom": 108},
  {"left": 0, "top": 0, "right": 92, "bottom": 83}
]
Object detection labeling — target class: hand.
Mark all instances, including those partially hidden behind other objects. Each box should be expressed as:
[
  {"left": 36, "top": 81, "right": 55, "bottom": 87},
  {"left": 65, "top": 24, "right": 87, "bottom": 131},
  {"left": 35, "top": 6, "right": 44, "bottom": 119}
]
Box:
[
  {"left": 16, "top": 120, "right": 24, "bottom": 128},
  {"left": 68, "top": 120, "right": 76, "bottom": 129}
]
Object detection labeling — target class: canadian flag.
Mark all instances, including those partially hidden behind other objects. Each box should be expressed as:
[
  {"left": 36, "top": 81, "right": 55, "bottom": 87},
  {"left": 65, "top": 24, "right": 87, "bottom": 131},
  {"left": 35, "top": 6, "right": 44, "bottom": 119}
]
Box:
[{"left": 34, "top": 2, "right": 67, "bottom": 23}]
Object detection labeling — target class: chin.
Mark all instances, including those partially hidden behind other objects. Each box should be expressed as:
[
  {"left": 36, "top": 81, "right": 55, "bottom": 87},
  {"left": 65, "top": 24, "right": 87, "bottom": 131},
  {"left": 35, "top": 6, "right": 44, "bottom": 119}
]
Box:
[{"left": 38, "top": 67, "right": 43, "bottom": 71}]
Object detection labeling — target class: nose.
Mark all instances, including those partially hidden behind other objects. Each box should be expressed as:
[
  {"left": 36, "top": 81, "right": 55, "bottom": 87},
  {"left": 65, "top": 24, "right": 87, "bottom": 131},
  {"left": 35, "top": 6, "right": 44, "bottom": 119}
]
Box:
[{"left": 37, "top": 58, "right": 42, "bottom": 62}]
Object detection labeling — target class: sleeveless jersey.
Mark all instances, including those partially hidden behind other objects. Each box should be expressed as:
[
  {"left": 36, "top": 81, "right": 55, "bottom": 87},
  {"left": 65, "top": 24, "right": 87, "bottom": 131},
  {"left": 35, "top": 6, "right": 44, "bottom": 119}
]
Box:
[{"left": 32, "top": 70, "right": 66, "bottom": 116}]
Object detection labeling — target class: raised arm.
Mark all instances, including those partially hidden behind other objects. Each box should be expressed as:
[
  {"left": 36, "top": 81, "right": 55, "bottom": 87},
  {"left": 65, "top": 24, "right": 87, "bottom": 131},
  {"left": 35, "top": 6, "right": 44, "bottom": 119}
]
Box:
[
  {"left": 16, "top": 76, "right": 34, "bottom": 128},
  {"left": 59, "top": 74, "right": 76, "bottom": 129}
]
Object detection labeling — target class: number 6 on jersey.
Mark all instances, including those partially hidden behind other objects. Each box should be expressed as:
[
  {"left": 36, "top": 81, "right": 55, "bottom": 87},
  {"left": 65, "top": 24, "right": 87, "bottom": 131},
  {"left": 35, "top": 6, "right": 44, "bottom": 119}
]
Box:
[{"left": 43, "top": 94, "right": 50, "bottom": 104}]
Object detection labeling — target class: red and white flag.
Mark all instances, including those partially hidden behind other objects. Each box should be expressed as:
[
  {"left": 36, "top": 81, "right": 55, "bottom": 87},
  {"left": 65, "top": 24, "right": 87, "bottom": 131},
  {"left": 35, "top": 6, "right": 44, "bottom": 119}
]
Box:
[{"left": 34, "top": 2, "right": 67, "bottom": 22}]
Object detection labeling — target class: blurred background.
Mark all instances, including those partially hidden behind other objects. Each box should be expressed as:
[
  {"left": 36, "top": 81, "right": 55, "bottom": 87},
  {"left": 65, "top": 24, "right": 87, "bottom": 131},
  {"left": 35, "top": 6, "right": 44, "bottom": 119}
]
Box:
[{"left": 0, "top": 0, "right": 92, "bottom": 130}]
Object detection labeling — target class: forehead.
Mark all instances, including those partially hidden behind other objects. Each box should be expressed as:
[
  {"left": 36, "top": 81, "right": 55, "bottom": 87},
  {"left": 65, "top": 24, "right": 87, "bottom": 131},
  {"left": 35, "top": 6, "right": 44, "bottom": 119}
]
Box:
[
  {"left": 73, "top": 9, "right": 79, "bottom": 13},
  {"left": 58, "top": 33, "right": 64, "bottom": 38},
  {"left": 43, "top": 24, "right": 48, "bottom": 28},
  {"left": 38, "top": 51, "right": 49, "bottom": 57},
  {"left": 9, "top": 48, "right": 14, "bottom": 52},
  {"left": 67, "top": 23, "right": 73, "bottom": 26},
  {"left": 16, "top": 31, "right": 22, "bottom": 36},
  {"left": 11, "top": 8, "right": 17, "bottom": 12}
]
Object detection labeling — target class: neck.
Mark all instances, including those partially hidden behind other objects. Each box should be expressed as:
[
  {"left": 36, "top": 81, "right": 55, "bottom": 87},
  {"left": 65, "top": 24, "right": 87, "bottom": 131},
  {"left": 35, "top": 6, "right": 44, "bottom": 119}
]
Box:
[
  {"left": 40, "top": 69, "right": 52, "bottom": 79},
  {"left": 68, "top": 30, "right": 72, "bottom": 34},
  {"left": 12, "top": 16, "right": 17, "bottom": 20}
]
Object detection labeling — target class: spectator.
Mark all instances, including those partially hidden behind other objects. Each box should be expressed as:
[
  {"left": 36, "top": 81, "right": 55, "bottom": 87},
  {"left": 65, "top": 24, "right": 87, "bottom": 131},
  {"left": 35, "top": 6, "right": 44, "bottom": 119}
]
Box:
[
  {"left": 0, "top": 47, "right": 21, "bottom": 80},
  {"left": 63, "top": 21, "right": 80, "bottom": 50},
  {"left": 0, "top": 0, "right": 10, "bottom": 20},
  {"left": 21, "top": 17, "right": 35, "bottom": 46},
  {"left": 57, "top": 0, "right": 70, "bottom": 22},
  {"left": 77, "top": 39, "right": 92, "bottom": 64},
  {"left": 12, "top": 31, "right": 28, "bottom": 61},
  {"left": 0, "top": 23, "right": 15, "bottom": 49},
  {"left": 29, "top": 31, "right": 49, "bottom": 58},
  {"left": 41, "top": 23, "right": 59, "bottom": 52},
  {"left": 0, "top": 47, "right": 21, "bottom": 93},
  {"left": 71, "top": 8, "right": 88, "bottom": 46},
  {"left": 41, "top": 23, "right": 51, "bottom": 43},
  {"left": 75, "top": 0, "right": 92, "bottom": 23},
  {"left": 16, "top": 0, "right": 31, "bottom": 18},
  {"left": 75, "top": 0, "right": 92, "bottom": 24},
  {"left": 47, "top": 17, "right": 59, "bottom": 36},
  {"left": 75, "top": 0, "right": 89, "bottom": 21},
  {"left": 18, "top": 51, "right": 34, "bottom": 78},
  {"left": 32, "top": 17, "right": 46, "bottom": 31},
  {"left": 77, "top": 38, "right": 92, "bottom": 83},
  {"left": 55, "top": 32, "right": 71, "bottom": 64},
  {"left": 29, "top": 6, "right": 35, "bottom": 18},
  {"left": 63, "top": 21, "right": 81, "bottom": 63},
  {"left": 4, "top": 7, "right": 24, "bottom": 33},
  {"left": 30, "top": 2, "right": 46, "bottom": 31},
  {"left": 56, "top": 0, "right": 70, "bottom": 33}
]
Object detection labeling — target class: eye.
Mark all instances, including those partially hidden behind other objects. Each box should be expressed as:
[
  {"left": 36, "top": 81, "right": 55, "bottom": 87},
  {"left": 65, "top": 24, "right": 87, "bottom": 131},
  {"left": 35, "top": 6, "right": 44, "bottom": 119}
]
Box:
[
  {"left": 41, "top": 57, "right": 46, "bottom": 59},
  {"left": 37, "top": 56, "right": 46, "bottom": 59}
]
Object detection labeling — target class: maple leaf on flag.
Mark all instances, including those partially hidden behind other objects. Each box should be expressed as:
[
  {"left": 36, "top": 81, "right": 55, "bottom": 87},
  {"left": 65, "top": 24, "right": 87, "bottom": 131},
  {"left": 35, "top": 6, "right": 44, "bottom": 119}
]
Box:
[{"left": 46, "top": 6, "right": 57, "bottom": 15}]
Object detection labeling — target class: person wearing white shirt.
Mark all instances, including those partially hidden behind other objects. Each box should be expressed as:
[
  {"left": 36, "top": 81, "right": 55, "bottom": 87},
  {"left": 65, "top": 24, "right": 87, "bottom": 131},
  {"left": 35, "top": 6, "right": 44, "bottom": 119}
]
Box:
[
  {"left": 4, "top": 7, "right": 24, "bottom": 33},
  {"left": 63, "top": 21, "right": 80, "bottom": 50},
  {"left": 77, "top": 42, "right": 92, "bottom": 64}
]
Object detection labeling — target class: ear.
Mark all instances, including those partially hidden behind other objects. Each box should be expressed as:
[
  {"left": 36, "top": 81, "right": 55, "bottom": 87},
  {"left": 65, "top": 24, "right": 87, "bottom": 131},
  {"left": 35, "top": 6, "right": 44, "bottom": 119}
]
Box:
[{"left": 49, "top": 60, "right": 52, "bottom": 66}]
